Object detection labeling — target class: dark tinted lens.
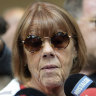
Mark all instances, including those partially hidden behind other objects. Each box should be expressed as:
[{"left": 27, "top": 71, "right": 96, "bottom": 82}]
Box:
[
  {"left": 24, "top": 35, "right": 42, "bottom": 52},
  {"left": 51, "top": 32, "right": 70, "bottom": 48}
]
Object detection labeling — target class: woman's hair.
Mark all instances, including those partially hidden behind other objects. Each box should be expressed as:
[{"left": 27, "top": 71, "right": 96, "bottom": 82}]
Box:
[{"left": 12, "top": 1, "right": 86, "bottom": 83}]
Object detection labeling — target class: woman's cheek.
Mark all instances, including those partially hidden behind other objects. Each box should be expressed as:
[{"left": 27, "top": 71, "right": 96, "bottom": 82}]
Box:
[
  {"left": 55, "top": 50, "right": 73, "bottom": 81},
  {"left": 26, "top": 52, "right": 41, "bottom": 78},
  {"left": 61, "top": 58, "right": 73, "bottom": 81}
]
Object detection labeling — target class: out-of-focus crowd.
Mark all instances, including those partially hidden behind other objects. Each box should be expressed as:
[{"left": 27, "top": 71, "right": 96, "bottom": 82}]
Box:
[{"left": 0, "top": 7, "right": 24, "bottom": 90}]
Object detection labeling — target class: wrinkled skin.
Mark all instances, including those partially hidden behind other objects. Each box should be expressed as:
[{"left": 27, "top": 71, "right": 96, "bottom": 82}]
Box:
[{"left": 24, "top": 37, "right": 77, "bottom": 96}]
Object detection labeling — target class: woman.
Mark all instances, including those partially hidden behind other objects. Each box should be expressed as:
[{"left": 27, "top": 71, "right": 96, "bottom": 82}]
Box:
[{"left": 0, "top": 1, "right": 86, "bottom": 96}]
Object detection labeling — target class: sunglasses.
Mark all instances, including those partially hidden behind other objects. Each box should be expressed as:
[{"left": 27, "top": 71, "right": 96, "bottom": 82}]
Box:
[{"left": 22, "top": 32, "right": 71, "bottom": 53}]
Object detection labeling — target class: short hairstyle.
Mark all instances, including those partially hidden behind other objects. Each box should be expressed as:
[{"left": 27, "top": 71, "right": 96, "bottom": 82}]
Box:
[{"left": 12, "top": 1, "right": 86, "bottom": 83}]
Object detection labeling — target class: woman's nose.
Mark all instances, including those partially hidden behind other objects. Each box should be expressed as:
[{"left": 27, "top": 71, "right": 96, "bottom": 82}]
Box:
[{"left": 42, "top": 41, "right": 55, "bottom": 59}]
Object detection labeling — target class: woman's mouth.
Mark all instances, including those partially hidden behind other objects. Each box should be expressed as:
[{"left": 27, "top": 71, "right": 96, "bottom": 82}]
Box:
[{"left": 41, "top": 65, "right": 59, "bottom": 70}]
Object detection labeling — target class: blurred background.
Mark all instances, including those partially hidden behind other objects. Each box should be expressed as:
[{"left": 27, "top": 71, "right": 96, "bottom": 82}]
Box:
[{"left": 0, "top": 0, "right": 65, "bottom": 15}]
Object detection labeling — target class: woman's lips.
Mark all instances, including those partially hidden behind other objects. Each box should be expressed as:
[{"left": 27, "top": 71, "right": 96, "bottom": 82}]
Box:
[{"left": 41, "top": 65, "right": 59, "bottom": 70}]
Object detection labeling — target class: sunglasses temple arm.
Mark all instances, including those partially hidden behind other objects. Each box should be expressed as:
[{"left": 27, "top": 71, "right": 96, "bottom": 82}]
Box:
[
  {"left": 22, "top": 41, "right": 25, "bottom": 44},
  {"left": 69, "top": 36, "right": 71, "bottom": 38}
]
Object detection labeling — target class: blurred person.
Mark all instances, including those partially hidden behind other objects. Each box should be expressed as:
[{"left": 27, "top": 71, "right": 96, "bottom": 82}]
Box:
[
  {"left": 64, "top": 0, "right": 96, "bottom": 82},
  {"left": 0, "top": 17, "right": 12, "bottom": 90},
  {"left": 0, "top": 1, "right": 86, "bottom": 96},
  {"left": 64, "top": 0, "right": 83, "bottom": 21},
  {"left": 79, "top": 0, "right": 96, "bottom": 80},
  {"left": 2, "top": 8, "right": 25, "bottom": 50},
  {"left": 0, "top": 17, "right": 8, "bottom": 35}
]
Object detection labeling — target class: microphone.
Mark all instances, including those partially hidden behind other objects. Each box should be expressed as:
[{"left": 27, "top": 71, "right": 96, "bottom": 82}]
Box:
[
  {"left": 80, "top": 88, "right": 96, "bottom": 96},
  {"left": 64, "top": 74, "right": 96, "bottom": 96},
  {"left": 14, "top": 88, "right": 47, "bottom": 96}
]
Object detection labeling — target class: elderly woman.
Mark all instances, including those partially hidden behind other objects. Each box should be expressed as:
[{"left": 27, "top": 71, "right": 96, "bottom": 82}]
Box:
[{"left": 0, "top": 1, "right": 86, "bottom": 96}]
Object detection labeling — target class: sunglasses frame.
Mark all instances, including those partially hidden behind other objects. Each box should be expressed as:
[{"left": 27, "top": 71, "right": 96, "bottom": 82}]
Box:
[{"left": 22, "top": 32, "right": 72, "bottom": 53}]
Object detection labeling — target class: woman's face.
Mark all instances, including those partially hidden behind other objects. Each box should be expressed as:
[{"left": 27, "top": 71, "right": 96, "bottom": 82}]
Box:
[
  {"left": 79, "top": 0, "right": 96, "bottom": 57},
  {"left": 24, "top": 32, "right": 76, "bottom": 89}
]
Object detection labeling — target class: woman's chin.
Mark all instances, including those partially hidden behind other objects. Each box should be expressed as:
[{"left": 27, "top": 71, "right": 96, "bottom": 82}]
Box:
[{"left": 41, "top": 77, "right": 62, "bottom": 89}]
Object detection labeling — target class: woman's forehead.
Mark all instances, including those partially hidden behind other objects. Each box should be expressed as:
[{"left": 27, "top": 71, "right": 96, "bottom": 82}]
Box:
[
  {"left": 22, "top": 20, "right": 68, "bottom": 39},
  {"left": 26, "top": 26, "right": 68, "bottom": 38},
  {"left": 21, "top": 8, "right": 72, "bottom": 39}
]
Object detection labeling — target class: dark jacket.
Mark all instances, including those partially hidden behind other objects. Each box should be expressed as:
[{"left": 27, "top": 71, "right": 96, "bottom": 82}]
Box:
[{"left": 0, "top": 42, "right": 12, "bottom": 75}]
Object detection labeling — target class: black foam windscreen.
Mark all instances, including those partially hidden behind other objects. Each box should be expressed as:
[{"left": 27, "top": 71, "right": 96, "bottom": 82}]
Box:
[
  {"left": 15, "top": 88, "right": 47, "bottom": 96},
  {"left": 64, "top": 74, "right": 96, "bottom": 96}
]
